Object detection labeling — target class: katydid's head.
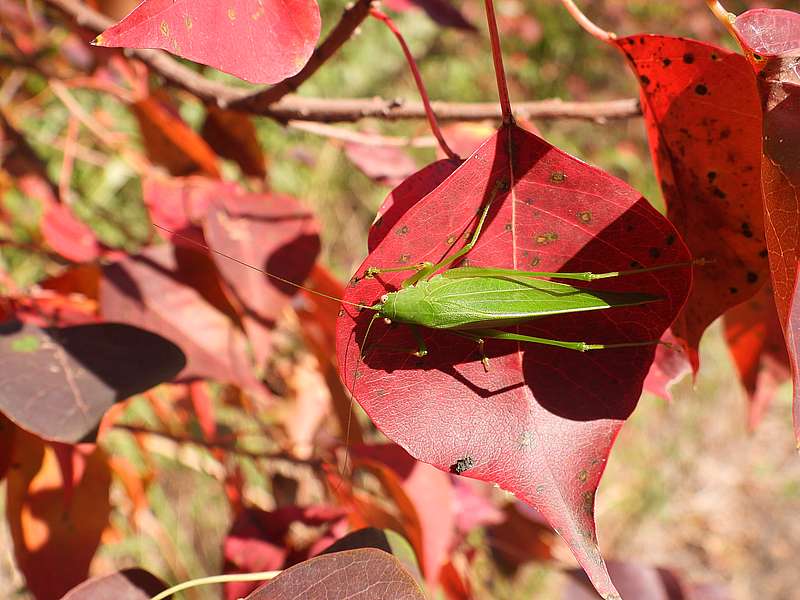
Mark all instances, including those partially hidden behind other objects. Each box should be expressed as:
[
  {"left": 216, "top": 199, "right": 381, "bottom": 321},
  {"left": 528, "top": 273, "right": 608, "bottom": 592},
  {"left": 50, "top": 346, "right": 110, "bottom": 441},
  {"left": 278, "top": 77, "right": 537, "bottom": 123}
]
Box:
[{"left": 371, "top": 292, "right": 397, "bottom": 321}]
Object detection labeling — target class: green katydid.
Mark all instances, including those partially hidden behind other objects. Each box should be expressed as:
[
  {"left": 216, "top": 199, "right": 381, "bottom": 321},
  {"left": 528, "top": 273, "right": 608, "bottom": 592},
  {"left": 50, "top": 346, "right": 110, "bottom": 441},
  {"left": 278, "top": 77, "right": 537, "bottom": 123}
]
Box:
[{"left": 159, "top": 193, "right": 691, "bottom": 371}]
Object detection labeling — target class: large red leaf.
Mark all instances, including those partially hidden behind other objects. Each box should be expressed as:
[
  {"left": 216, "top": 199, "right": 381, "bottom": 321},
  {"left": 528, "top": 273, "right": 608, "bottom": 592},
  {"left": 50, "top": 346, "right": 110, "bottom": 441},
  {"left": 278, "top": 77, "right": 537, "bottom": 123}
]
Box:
[
  {"left": 0, "top": 321, "right": 185, "bottom": 442},
  {"left": 61, "top": 569, "right": 166, "bottom": 600},
  {"left": 6, "top": 433, "right": 111, "bottom": 600},
  {"left": 95, "top": 0, "right": 321, "bottom": 85},
  {"left": 100, "top": 244, "right": 267, "bottom": 397},
  {"left": 731, "top": 8, "right": 800, "bottom": 441},
  {"left": 336, "top": 123, "right": 691, "bottom": 597},
  {"left": 613, "top": 34, "right": 767, "bottom": 370},
  {"left": 724, "top": 283, "right": 791, "bottom": 430},
  {"left": 41, "top": 204, "right": 103, "bottom": 263},
  {"left": 204, "top": 189, "right": 320, "bottom": 366},
  {"left": 244, "top": 548, "right": 426, "bottom": 600}
]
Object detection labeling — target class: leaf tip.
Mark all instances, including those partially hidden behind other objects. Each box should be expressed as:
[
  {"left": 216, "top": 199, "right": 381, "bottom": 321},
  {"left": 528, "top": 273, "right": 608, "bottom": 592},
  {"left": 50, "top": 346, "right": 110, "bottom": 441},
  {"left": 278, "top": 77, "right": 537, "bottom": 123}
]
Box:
[{"left": 91, "top": 34, "right": 105, "bottom": 47}]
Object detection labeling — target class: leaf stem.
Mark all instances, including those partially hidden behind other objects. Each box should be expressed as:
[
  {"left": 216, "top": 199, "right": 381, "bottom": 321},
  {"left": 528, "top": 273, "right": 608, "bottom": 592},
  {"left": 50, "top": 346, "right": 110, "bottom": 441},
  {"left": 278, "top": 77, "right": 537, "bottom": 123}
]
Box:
[
  {"left": 369, "top": 8, "right": 458, "bottom": 160},
  {"left": 482, "top": 0, "right": 513, "bottom": 124},
  {"left": 150, "top": 571, "right": 281, "bottom": 600},
  {"left": 558, "top": 0, "right": 616, "bottom": 43},
  {"left": 705, "top": 0, "right": 739, "bottom": 40}
]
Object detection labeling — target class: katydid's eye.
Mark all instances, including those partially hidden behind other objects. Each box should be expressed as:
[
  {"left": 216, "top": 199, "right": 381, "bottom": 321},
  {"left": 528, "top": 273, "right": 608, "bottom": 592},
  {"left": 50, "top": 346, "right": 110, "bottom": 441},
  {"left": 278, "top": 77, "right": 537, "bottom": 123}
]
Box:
[{"left": 380, "top": 294, "right": 388, "bottom": 303}]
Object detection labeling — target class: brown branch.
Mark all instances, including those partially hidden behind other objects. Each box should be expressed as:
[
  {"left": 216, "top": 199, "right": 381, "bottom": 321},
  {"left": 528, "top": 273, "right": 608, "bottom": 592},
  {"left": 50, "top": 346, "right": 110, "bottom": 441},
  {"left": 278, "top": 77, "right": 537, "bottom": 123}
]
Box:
[{"left": 43, "top": 0, "right": 642, "bottom": 123}]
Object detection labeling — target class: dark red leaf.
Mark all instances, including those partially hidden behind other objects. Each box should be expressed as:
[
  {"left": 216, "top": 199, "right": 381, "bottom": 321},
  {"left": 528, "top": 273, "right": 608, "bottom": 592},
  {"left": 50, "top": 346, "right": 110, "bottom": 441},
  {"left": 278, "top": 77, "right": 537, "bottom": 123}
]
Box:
[
  {"left": 41, "top": 204, "right": 102, "bottom": 263},
  {"left": 60, "top": 569, "right": 166, "bottom": 600},
  {"left": 613, "top": 35, "right": 767, "bottom": 370},
  {"left": 224, "top": 505, "right": 347, "bottom": 600},
  {"left": 95, "top": 0, "right": 322, "bottom": 84},
  {"left": 0, "top": 321, "right": 185, "bottom": 442},
  {"left": 0, "top": 413, "right": 15, "bottom": 481},
  {"left": 100, "top": 244, "right": 267, "bottom": 397},
  {"left": 6, "top": 432, "right": 111, "bottom": 599},
  {"left": 724, "top": 283, "right": 791, "bottom": 430},
  {"left": 244, "top": 548, "right": 426, "bottom": 600},
  {"left": 732, "top": 8, "right": 800, "bottom": 441},
  {"left": 487, "top": 502, "right": 555, "bottom": 575},
  {"left": 204, "top": 189, "right": 320, "bottom": 366},
  {"left": 336, "top": 123, "right": 691, "bottom": 597},
  {"left": 201, "top": 106, "right": 267, "bottom": 179},
  {"left": 132, "top": 91, "right": 220, "bottom": 177}
]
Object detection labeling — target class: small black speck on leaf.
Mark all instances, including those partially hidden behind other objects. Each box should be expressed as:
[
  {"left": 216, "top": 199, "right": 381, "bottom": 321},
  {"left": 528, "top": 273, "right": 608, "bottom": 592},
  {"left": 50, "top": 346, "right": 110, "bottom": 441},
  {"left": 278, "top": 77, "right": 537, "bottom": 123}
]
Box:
[
  {"left": 747, "top": 271, "right": 758, "bottom": 284},
  {"left": 683, "top": 53, "right": 695, "bottom": 64},
  {"left": 695, "top": 84, "right": 708, "bottom": 95},
  {"left": 649, "top": 247, "right": 661, "bottom": 259}
]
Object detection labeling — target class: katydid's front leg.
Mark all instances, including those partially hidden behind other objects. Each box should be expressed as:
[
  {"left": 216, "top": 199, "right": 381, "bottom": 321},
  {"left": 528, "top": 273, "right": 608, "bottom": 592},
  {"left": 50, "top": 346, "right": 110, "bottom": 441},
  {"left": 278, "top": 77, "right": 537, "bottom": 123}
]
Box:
[{"left": 366, "top": 185, "right": 500, "bottom": 286}]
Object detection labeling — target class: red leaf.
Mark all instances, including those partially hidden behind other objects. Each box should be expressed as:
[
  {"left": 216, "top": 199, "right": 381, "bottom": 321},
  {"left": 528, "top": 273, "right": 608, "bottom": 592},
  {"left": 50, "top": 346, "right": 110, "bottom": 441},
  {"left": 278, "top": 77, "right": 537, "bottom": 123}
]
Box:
[
  {"left": 61, "top": 569, "right": 166, "bottom": 600},
  {"left": 450, "top": 477, "right": 504, "bottom": 535},
  {"left": 613, "top": 35, "right": 767, "bottom": 370},
  {"left": 724, "top": 283, "right": 791, "bottom": 430},
  {"left": 132, "top": 91, "right": 220, "bottom": 177},
  {"left": 0, "top": 413, "right": 15, "bottom": 481},
  {"left": 201, "top": 106, "right": 267, "bottom": 179},
  {"left": 344, "top": 143, "right": 419, "bottom": 188},
  {"left": 642, "top": 329, "right": 691, "bottom": 402},
  {"left": 95, "top": 0, "right": 321, "bottom": 85},
  {"left": 244, "top": 548, "right": 426, "bottom": 600},
  {"left": 41, "top": 204, "right": 102, "bottom": 263},
  {"left": 224, "top": 505, "right": 347, "bottom": 600},
  {"left": 100, "top": 244, "right": 267, "bottom": 397},
  {"left": 487, "top": 502, "right": 555, "bottom": 575},
  {"left": 732, "top": 8, "right": 800, "bottom": 441},
  {"left": 336, "top": 123, "right": 691, "bottom": 597},
  {"left": 204, "top": 189, "right": 320, "bottom": 366},
  {"left": 6, "top": 432, "right": 111, "bottom": 599}
]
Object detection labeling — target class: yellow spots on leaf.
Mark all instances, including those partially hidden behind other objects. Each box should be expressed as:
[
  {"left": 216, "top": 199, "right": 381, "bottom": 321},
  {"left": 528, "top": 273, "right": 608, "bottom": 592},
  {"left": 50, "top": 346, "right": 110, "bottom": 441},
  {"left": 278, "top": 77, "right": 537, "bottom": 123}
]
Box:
[
  {"left": 578, "top": 469, "right": 588, "bottom": 483},
  {"left": 184, "top": 16, "right": 193, "bottom": 31},
  {"left": 91, "top": 34, "right": 104, "bottom": 46},
  {"left": 251, "top": 7, "right": 265, "bottom": 20},
  {"left": 535, "top": 232, "right": 558, "bottom": 245},
  {"left": 577, "top": 210, "right": 593, "bottom": 224},
  {"left": 446, "top": 235, "right": 457, "bottom": 245},
  {"left": 227, "top": 7, "right": 237, "bottom": 21},
  {"left": 550, "top": 171, "right": 567, "bottom": 183},
  {"left": 171, "top": 38, "right": 181, "bottom": 53},
  {"left": 160, "top": 21, "right": 169, "bottom": 37}
]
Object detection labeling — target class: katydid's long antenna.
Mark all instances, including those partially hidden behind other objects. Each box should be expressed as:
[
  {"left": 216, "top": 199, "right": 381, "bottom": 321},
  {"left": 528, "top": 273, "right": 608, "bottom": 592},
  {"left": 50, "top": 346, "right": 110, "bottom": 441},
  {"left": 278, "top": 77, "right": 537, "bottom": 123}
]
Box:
[{"left": 152, "top": 224, "right": 375, "bottom": 310}]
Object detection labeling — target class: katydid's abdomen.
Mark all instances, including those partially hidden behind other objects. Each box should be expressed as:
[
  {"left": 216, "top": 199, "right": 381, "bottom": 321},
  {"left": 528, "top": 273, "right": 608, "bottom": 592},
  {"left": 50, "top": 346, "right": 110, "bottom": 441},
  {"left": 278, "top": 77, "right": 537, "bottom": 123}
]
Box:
[{"left": 381, "top": 269, "right": 661, "bottom": 330}]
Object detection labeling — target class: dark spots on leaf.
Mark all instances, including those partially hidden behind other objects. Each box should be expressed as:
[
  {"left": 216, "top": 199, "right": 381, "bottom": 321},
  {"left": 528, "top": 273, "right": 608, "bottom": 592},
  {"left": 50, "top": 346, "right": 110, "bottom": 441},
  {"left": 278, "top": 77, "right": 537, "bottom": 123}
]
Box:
[
  {"left": 741, "top": 222, "right": 753, "bottom": 238},
  {"left": 530, "top": 257, "right": 540, "bottom": 267},
  {"left": 582, "top": 490, "right": 594, "bottom": 514},
  {"left": 578, "top": 469, "right": 588, "bottom": 483},
  {"left": 707, "top": 171, "right": 717, "bottom": 183},
  {"left": 536, "top": 484, "right": 546, "bottom": 494},
  {"left": 504, "top": 223, "right": 513, "bottom": 232},
  {"left": 399, "top": 254, "right": 411, "bottom": 264},
  {"left": 695, "top": 83, "right": 708, "bottom": 95},
  {"left": 752, "top": 53, "right": 763, "bottom": 61},
  {"left": 719, "top": 128, "right": 731, "bottom": 140},
  {"left": 374, "top": 388, "right": 388, "bottom": 397},
  {"left": 683, "top": 52, "right": 695, "bottom": 64},
  {"left": 535, "top": 232, "right": 558, "bottom": 245},
  {"left": 577, "top": 210, "right": 592, "bottom": 224},
  {"left": 711, "top": 52, "right": 720, "bottom": 61},
  {"left": 497, "top": 178, "right": 510, "bottom": 193},
  {"left": 626, "top": 224, "right": 635, "bottom": 233},
  {"left": 523, "top": 197, "right": 535, "bottom": 205},
  {"left": 666, "top": 234, "right": 676, "bottom": 246},
  {"left": 729, "top": 287, "right": 739, "bottom": 294},
  {"left": 759, "top": 248, "right": 769, "bottom": 258},
  {"left": 640, "top": 75, "right": 651, "bottom": 85},
  {"left": 662, "top": 57, "right": 672, "bottom": 67},
  {"left": 461, "top": 258, "right": 471, "bottom": 267},
  {"left": 397, "top": 225, "right": 409, "bottom": 236},
  {"left": 446, "top": 234, "right": 456, "bottom": 245},
  {"left": 649, "top": 247, "right": 661, "bottom": 259},
  {"left": 338, "top": 309, "right": 345, "bottom": 317},
  {"left": 550, "top": 171, "right": 567, "bottom": 183},
  {"left": 712, "top": 186, "right": 727, "bottom": 199},
  {"left": 451, "top": 456, "right": 476, "bottom": 474},
  {"left": 747, "top": 271, "right": 759, "bottom": 284},
  {"left": 354, "top": 369, "right": 363, "bottom": 380},
  {"left": 630, "top": 260, "right": 643, "bottom": 269}
]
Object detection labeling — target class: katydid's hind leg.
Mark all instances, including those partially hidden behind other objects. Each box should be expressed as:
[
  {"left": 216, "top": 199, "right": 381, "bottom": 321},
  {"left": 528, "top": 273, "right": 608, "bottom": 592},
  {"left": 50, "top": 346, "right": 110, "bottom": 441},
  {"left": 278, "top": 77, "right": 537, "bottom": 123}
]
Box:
[{"left": 468, "top": 328, "right": 662, "bottom": 352}]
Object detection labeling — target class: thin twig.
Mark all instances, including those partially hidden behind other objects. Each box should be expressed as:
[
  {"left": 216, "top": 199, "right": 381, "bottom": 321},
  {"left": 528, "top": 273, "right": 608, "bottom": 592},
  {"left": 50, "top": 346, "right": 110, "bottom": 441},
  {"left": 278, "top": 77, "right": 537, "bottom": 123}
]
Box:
[
  {"left": 288, "top": 120, "right": 436, "bottom": 147},
  {"left": 483, "top": 0, "right": 513, "bottom": 123},
  {"left": 558, "top": 0, "right": 616, "bottom": 42},
  {"left": 43, "top": 0, "right": 643, "bottom": 124},
  {"left": 369, "top": 8, "right": 458, "bottom": 159}
]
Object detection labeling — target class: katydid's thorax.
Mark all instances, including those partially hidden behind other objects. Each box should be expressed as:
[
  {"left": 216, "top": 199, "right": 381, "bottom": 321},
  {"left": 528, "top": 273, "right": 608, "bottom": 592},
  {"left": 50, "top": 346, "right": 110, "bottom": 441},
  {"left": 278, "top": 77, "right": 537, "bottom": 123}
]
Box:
[{"left": 379, "top": 271, "right": 659, "bottom": 331}]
